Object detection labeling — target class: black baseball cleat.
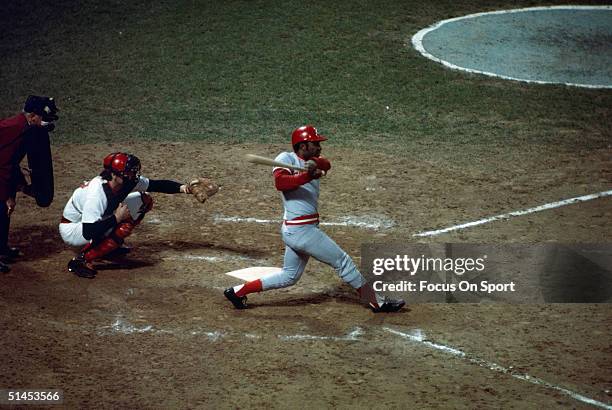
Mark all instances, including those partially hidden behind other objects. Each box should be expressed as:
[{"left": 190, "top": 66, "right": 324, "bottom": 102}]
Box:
[
  {"left": 224, "top": 287, "right": 248, "bottom": 309},
  {"left": 0, "top": 247, "right": 20, "bottom": 263},
  {"left": 68, "top": 256, "right": 97, "bottom": 279},
  {"left": 0, "top": 261, "right": 10, "bottom": 273},
  {"left": 370, "top": 298, "right": 406, "bottom": 313}
]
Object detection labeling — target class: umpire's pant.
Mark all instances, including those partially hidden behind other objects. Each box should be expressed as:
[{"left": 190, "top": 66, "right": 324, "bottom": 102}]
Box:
[{"left": 0, "top": 202, "right": 10, "bottom": 252}]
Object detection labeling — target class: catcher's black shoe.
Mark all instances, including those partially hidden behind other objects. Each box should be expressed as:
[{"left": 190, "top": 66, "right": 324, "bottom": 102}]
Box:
[
  {"left": 370, "top": 298, "right": 405, "bottom": 313},
  {"left": 68, "top": 256, "right": 97, "bottom": 279},
  {"left": 224, "top": 287, "right": 248, "bottom": 309}
]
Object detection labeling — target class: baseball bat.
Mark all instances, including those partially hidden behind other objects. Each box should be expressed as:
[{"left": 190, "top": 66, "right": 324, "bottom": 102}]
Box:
[{"left": 245, "top": 154, "right": 306, "bottom": 172}]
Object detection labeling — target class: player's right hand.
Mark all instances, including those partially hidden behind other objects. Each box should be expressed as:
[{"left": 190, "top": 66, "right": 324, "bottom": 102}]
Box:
[
  {"left": 6, "top": 198, "right": 16, "bottom": 216},
  {"left": 305, "top": 160, "right": 317, "bottom": 171},
  {"left": 114, "top": 203, "right": 131, "bottom": 223},
  {"left": 305, "top": 160, "right": 321, "bottom": 178}
]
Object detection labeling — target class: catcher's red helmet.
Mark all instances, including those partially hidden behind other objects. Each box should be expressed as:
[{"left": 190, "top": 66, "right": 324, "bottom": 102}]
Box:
[
  {"left": 291, "top": 125, "right": 327, "bottom": 146},
  {"left": 103, "top": 152, "right": 141, "bottom": 181}
]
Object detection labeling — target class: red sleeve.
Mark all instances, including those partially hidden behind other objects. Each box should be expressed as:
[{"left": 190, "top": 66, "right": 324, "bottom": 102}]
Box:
[
  {"left": 274, "top": 168, "right": 313, "bottom": 191},
  {"left": 312, "top": 157, "right": 331, "bottom": 171},
  {"left": 0, "top": 114, "right": 27, "bottom": 142}
]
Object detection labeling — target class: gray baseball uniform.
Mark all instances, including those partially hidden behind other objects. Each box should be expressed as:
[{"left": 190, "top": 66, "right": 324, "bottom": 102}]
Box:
[{"left": 260, "top": 152, "right": 366, "bottom": 290}]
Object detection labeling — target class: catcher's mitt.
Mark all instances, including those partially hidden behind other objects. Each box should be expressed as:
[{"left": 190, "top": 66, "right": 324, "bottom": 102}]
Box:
[{"left": 188, "top": 177, "right": 219, "bottom": 203}]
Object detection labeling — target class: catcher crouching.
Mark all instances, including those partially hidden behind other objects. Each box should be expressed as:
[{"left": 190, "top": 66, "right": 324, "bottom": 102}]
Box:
[{"left": 59, "top": 152, "right": 218, "bottom": 278}]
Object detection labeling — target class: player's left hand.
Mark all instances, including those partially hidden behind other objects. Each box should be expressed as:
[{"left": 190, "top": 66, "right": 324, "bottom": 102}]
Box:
[{"left": 309, "top": 169, "right": 324, "bottom": 179}]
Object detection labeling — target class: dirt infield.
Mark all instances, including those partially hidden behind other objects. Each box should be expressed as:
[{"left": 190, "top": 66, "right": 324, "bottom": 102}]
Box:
[{"left": 1, "top": 142, "right": 611, "bottom": 408}]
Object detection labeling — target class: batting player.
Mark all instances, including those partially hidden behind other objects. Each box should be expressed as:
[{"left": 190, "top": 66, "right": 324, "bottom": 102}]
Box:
[
  {"left": 224, "top": 125, "right": 405, "bottom": 312},
  {"left": 0, "top": 95, "right": 58, "bottom": 273},
  {"left": 60, "top": 152, "right": 194, "bottom": 278}
]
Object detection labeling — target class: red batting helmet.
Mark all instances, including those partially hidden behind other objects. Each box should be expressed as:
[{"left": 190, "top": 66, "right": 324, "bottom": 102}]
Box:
[
  {"left": 291, "top": 125, "right": 327, "bottom": 146},
  {"left": 103, "top": 152, "right": 141, "bottom": 181}
]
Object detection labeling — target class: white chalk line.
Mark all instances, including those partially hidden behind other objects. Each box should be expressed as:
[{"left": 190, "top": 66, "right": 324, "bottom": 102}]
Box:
[
  {"left": 95, "top": 318, "right": 610, "bottom": 408},
  {"left": 190, "top": 330, "right": 225, "bottom": 341},
  {"left": 98, "top": 316, "right": 154, "bottom": 335},
  {"left": 279, "top": 327, "right": 363, "bottom": 342},
  {"left": 213, "top": 214, "right": 395, "bottom": 230},
  {"left": 412, "top": 5, "right": 612, "bottom": 89},
  {"left": 97, "top": 314, "right": 364, "bottom": 342},
  {"left": 98, "top": 318, "right": 364, "bottom": 343},
  {"left": 164, "top": 254, "right": 260, "bottom": 263},
  {"left": 414, "top": 190, "right": 612, "bottom": 237},
  {"left": 97, "top": 316, "right": 225, "bottom": 340},
  {"left": 384, "top": 327, "right": 612, "bottom": 410},
  {"left": 97, "top": 316, "right": 364, "bottom": 343}
]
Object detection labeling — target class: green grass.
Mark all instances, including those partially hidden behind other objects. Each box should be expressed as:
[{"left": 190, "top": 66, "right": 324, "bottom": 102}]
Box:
[{"left": 1, "top": 0, "right": 610, "bottom": 153}]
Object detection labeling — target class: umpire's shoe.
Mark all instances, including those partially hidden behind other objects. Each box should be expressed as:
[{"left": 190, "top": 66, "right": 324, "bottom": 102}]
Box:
[
  {"left": 370, "top": 298, "right": 405, "bottom": 313},
  {"left": 0, "top": 246, "right": 20, "bottom": 263},
  {"left": 224, "top": 287, "right": 248, "bottom": 309},
  {"left": 68, "top": 256, "right": 97, "bottom": 279}
]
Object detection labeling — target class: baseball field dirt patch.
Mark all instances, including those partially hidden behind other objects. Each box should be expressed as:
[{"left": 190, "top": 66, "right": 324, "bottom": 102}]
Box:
[{"left": 1, "top": 142, "right": 611, "bottom": 408}]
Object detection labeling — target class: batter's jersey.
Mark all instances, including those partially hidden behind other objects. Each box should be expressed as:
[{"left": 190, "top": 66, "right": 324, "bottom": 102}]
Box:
[
  {"left": 63, "top": 175, "right": 150, "bottom": 223},
  {"left": 273, "top": 152, "right": 320, "bottom": 220}
]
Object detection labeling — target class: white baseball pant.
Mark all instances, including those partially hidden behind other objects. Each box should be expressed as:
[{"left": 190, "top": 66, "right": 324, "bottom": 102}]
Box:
[{"left": 59, "top": 192, "right": 147, "bottom": 247}]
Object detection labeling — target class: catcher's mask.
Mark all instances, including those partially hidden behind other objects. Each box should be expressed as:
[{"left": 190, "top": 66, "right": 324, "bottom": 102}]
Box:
[
  {"left": 24, "top": 95, "right": 58, "bottom": 119},
  {"left": 103, "top": 152, "right": 141, "bottom": 181},
  {"left": 24, "top": 95, "right": 59, "bottom": 131}
]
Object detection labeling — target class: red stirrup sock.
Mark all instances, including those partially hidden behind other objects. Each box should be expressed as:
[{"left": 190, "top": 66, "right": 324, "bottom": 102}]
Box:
[
  {"left": 357, "top": 284, "right": 382, "bottom": 309},
  {"left": 234, "top": 279, "right": 263, "bottom": 297}
]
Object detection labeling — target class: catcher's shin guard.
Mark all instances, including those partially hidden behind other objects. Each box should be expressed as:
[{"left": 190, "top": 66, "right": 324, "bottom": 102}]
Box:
[{"left": 82, "top": 222, "right": 136, "bottom": 263}]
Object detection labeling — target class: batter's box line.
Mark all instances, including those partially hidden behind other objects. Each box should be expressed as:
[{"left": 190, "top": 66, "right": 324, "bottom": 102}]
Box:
[
  {"left": 414, "top": 189, "right": 612, "bottom": 237},
  {"left": 278, "top": 327, "right": 363, "bottom": 342},
  {"left": 212, "top": 214, "right": 396, "bottom": 230},
  {"left": 384, "top": 327, "right": 612, "bottom": 410},
  {"left": 95, "top": 315, "right": 364, "bottom": 342}
]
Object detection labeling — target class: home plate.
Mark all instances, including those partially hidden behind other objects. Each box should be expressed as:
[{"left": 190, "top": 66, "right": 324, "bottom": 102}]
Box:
[{"left": 224, "top": 266, "right": 281, "bottom": 282}]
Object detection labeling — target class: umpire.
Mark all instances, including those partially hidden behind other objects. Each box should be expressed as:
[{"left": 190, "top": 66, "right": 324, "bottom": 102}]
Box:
[{"left": 0, "top": 95, "right": 58, "bottom": 272}]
